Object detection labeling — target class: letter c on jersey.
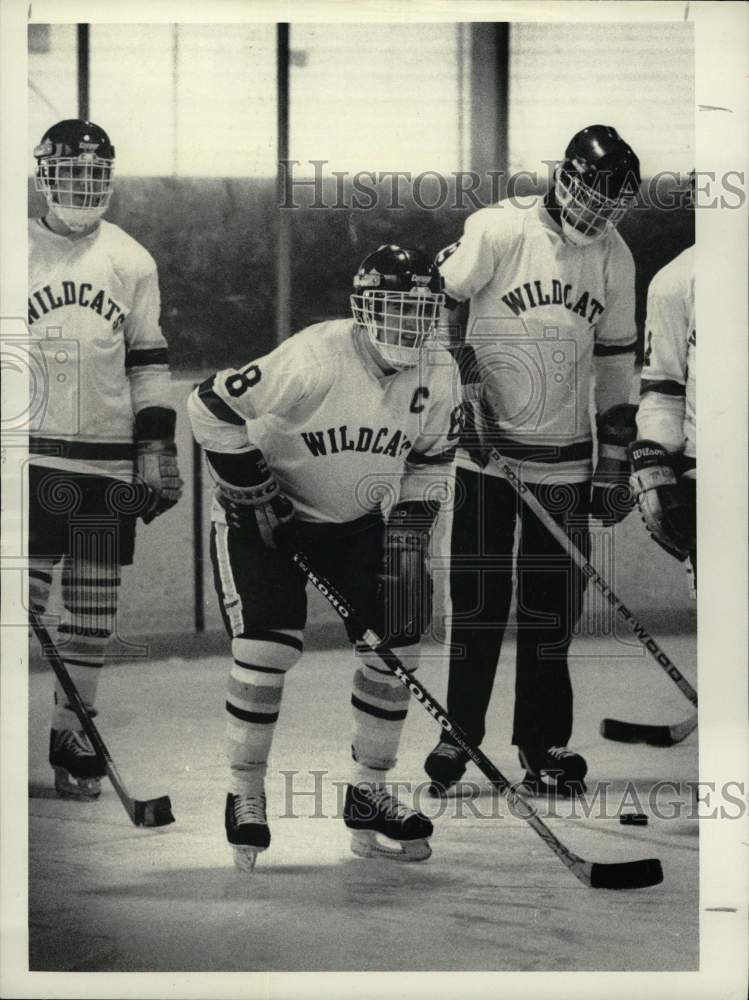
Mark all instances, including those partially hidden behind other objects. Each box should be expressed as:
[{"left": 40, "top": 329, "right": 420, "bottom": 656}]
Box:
[{"left": 410, "top": 387, "right": 429, "bottom": 414}]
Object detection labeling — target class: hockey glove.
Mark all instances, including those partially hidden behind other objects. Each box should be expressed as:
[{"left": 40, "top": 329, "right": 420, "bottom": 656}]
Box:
[
  {"left": 590, "top": 403, "right": 638, "bottom": 525},
  {"left": 207, "top": 447, "right": 296, "bottom": 550},
  {"left": 628, "top": 440, "right": 695, "bottom": 560},
  {"left": 378, "top": 500, "right": 437, "bottom": 645},
  {"left": 134, "top": 408, "right": 184, "bottom": 524}
]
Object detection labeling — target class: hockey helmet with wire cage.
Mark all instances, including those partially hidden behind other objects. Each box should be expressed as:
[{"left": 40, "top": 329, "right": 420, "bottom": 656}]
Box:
[
  {"left": 555, "top": 125, "right": 640, "bottom": 246},
  {"left": 34, "top": 119, "right": 115, "bottom": 231},
  {"left": 351, "top": 245, "right": 445, "bottom": 369}
]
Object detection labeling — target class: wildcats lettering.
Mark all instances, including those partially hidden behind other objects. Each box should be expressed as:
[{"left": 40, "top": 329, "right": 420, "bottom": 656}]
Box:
[
  {"left": 500, "top": 280, "right": 604, "bottom": 324},
  {"left": 301, "top": 425, "right": 413, "bottom": 459},
  {"left": 28, "top": 280, "right": 124, "bottom": 329}
]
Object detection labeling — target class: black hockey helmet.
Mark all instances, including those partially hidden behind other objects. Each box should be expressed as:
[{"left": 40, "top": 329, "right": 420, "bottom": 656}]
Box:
[
  {"left": 555, "top": 125, "right": 641, "bottom": 245},
  {"left": 351, "top": 245, "right": 445, "bottom": 368},
  {"left": 34, "top": 119, "right": 115, "bottom": 231}
]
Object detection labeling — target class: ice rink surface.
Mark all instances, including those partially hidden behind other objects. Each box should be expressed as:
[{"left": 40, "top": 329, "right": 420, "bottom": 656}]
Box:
[{"left": 28, "top": 633, "right": 698, "bottom": 973}]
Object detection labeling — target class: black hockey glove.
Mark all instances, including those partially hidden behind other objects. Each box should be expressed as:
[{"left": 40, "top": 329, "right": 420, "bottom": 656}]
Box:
[
  {"left": 628, "top": 440, "right": 695, "bottom": 560},
  {"left": 590, "top": 404, "right": 638, "bottom": 525},
  {"left": 207, "top": 448, "right": 297, "bottom": 550},
  {"left": 134, "top": 407, "right": 184, "bottom": 524},
  {"left": 378, "top": 500, "right": 437, "bottom": 646}
]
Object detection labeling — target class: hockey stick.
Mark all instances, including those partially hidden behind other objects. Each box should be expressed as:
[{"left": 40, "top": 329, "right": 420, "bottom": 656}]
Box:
[
  {"left": 292, "top": 551, "right": 663, "bottom": 890},
  {"left": 29, "top": 611, "right": 175, "bottom": 827},
  {"left": 598, "top": 713, "right": 697, "bottom": 747},
  {"left": 486, "top": 451, "right": 698, "bottom": 747}
]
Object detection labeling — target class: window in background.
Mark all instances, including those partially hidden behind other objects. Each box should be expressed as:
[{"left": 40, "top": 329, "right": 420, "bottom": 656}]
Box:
[
  {"left": 29, "top": 24, "right": 78, "bottom": 152},
  {"left": 89, "top": 24, "right": 176, "bottom": 175},
  {"left": 508, "top": 22, "right": 694, "bottom": 178},
  {"left": 175, "top": 25, "right": 276, "bottom": 176},
  {"left": 89, "top": 23, "right": 276, "bottom": 176},
  {"left": 289, "top": 23, "right": 468, "bottom": 177}
]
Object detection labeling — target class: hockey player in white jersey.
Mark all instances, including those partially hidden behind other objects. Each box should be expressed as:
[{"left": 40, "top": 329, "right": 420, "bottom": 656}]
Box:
[
  {"left": 28, "top": 120, "right": 183, "bottom": 798},
  {"left": 188, "top": 245, "right": 461, "bottom": 870},
  {"left": 629, "top": 241, "right": 696, "bottom": 582},
  {"left": 424, "top": 125, "right": 641, "bottom": 796}
]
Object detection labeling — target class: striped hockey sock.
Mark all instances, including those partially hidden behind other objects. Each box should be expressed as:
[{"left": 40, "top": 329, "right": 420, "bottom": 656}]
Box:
[
  {"left": 52, "top": 554, "right": 121, "bottom": 730},
  {"left": 225, "top": 630, "right": 303, "bottom": 794},
  {"left": 350, "top": 647, "right": 418, "bottom": 778},
  {"left": 29, "top": 559, "right": 55, "bottom": 618}
]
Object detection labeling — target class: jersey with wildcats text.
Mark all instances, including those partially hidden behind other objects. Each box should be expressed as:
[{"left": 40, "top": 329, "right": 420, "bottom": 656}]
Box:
[
  {"left": 637, "top": 245, "right": 695, "bottom": 462},
  {"left": 438, "top": 199, "right": 637, "bottom": 482},
  {"left": 188, "top": 319, "right": 461, "bottom": 523},
  {"left": 28, "top": 218, "right": 172, "bottom": 480}
]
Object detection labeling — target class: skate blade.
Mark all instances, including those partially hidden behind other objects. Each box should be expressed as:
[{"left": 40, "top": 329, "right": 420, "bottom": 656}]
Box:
[
  {"left": 232, "top": 845, "right": 265, "bottom": 873},
  {"left": 350, "top": 830, "right": 432, "bottom": 863},
  {"left": 53, "top": 767, "right": 101, "bottom": 800},
  {"left": 518, "top": 776, "right": 587, "bottom": 801},
  {"left": 428, "top": 780, "right": 480, "bottom": 800}
]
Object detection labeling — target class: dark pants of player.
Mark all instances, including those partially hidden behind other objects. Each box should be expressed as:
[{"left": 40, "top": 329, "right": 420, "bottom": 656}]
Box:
[
  {"left": 447, "top": 464, "right": 590, "bottom": 751},
  {"left": 210, "top": 510, "right": 421, "bottom": 786},
  {"left": 209, "top": 510, "right": 418, "bottom": 648},
  {"left": 28, "top": 465, "right": 139, "bottom": 725}
]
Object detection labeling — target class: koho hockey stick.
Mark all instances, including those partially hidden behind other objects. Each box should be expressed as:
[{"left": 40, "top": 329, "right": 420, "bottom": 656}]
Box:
[
  {"left": 293, "top": 551, "right": 663, "bottom": 890},
  {"left": 30, "top": 611, "right": 175, "bottom": 828},
  {"left": 488, "top": 451, "right": 698, "bottom": 747}
]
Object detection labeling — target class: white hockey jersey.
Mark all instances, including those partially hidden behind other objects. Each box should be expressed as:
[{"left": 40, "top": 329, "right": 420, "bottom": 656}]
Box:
[
  {"left": 438, "top": 199, "right": 637, "bottom": 483},
  {"left": 637, "top": 245, "right": 695, "bottom": 462},
  {"left": 27, "top": 218, "right": 173, "bottom": 480},
  {"left": 188, "top": 319, "right": 461, "bottom": 523}
]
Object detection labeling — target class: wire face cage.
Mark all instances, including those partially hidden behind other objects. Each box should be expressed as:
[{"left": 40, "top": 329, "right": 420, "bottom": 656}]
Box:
[
  {"left": 556, "top": 166, "right": 636, "bottom": 243},
  {"left": 351, "top": 288, "right": 444, "bottom": 368},
  {"left": 35, "top": 155, "right": 115, "bottom": 229}
]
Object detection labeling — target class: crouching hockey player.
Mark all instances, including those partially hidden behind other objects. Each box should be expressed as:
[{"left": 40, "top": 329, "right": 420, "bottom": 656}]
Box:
[
  {"left": 629, "top": 241, "right": 696, "bottom": 586},
  {"left": 187, "top": 245, "right": 461, "bottom": 871}
]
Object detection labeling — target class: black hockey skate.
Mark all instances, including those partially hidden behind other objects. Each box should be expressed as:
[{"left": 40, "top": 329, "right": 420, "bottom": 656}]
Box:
[
  {"left": 344, "top": 783, "right": 433, "bottom": 862},
  {"left": 49, "top": 728, "right": 106, "bottom": 799},
  {"left": 424, "top": 738, "right": 469, "bottom": 796},
  {"left": 518, "top": 744, "right": 588, "bottom": 798},
  {"left": 225, "top": 792, "right": 271, "bottom": 872}
]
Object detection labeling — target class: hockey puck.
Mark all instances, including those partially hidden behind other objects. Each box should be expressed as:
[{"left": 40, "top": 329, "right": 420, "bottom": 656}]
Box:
[{"left": 620, "top": 812, "right": 648, "bottom": 826}]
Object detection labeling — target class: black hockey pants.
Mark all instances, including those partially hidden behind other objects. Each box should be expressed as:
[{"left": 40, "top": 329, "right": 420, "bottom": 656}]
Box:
[{"left": 446, "top": 463, "right": 590, "bottom": 751}]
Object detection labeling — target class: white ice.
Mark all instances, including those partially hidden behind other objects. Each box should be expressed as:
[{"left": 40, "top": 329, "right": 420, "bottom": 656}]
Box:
[{"left": 28, "top": 633, "right": 698, "bottom": 972}]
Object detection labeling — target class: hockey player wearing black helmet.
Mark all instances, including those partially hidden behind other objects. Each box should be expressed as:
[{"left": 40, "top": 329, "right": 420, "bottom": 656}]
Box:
[
  {"left": 424, "top": 125, "right": 641, "bottom": 798},
  {"left": 188, "top": 244, "right": 461, "bottom": 871},
  {"left": 28, "top": 120, "right": 183, "bottom": 798}
]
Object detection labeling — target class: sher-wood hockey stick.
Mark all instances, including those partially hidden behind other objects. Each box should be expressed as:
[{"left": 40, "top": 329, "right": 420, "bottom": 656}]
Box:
[
  {"left": 292, "top": 551, "right": 663, "bottom": 891},
  {"left": 30, "top": 611, "right": 175, "bottom": 827},
  {"left": 487, "top": 450, "right": 698, "bottom": 747}
]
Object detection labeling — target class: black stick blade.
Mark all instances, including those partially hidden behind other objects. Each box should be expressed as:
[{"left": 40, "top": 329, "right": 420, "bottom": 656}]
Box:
[
  {"left": 600, "top": 716, "right": 696, "bottom": 747},
  {"left": 132, "top": 796, "right": 175, "bottom": 828},
  {"left": 600, "top": 718, "right": 676, "bottom": 746},
  {"left": 589, "top": 858, "right": 663, "bottom": 890}
]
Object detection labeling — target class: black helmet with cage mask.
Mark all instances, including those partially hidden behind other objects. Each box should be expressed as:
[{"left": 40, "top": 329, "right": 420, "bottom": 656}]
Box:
[
  {"left": 351, "top": 245, "right": 445, "bottom": 369},
  {"left": 554, "top": 125, "right": 640, "bottom": 246},
  {"left": 34, "top": 119, "right": 115, "bottom": 231}
]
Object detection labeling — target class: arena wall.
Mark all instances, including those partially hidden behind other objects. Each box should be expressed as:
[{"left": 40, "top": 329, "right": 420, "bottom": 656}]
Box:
[{"left": 27, "top": 182, "right": 696, "bottom": 642}]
